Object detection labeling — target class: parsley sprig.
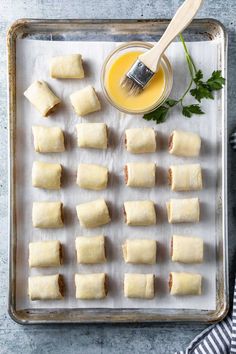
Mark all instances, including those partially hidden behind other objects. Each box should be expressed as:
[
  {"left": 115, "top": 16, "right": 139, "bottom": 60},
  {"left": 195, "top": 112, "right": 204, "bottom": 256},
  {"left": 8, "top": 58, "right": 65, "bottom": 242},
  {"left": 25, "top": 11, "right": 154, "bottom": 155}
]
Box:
[{"left": 143, "top": 34, "right": 225, "bottom": 124}]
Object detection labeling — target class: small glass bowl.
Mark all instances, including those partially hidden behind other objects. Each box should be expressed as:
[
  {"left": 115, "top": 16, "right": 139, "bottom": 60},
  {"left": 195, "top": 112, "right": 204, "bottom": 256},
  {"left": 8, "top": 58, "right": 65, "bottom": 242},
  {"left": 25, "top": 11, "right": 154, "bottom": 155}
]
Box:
[{"left": 101, "top": 41, "right": 173, "bottom": 115}]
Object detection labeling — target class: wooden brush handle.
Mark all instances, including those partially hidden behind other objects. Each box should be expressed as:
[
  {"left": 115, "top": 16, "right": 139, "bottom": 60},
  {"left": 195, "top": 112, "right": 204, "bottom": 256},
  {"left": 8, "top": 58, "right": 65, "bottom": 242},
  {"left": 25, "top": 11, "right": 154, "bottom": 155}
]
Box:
[{"left": 140, "top": 0, "right": 203, "bottom": 72}]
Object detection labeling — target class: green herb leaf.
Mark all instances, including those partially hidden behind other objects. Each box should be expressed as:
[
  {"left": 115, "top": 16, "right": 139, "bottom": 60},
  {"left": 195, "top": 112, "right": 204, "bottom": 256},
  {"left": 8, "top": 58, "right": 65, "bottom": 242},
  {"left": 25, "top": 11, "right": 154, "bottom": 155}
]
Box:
[
  {"left": 206, "top": 70, "right": 225, "bottom": 90},
  {"left": 142, "top": 35, "right": 225, "bottom": 123},
  {"left": 190, "top": 85, "right": 214, "bottom": 102},
  {"left": 165, "top": 98, "right": 178, "bottom": 107},
  {"left": 143, "top": 105, "right": 169, "bottom": 124},
  {"left": 182, "top": 104, "right": 204, "bottom": 118},
  {"left": 193, "top": 69, "right": 203, "bottom": 84}
]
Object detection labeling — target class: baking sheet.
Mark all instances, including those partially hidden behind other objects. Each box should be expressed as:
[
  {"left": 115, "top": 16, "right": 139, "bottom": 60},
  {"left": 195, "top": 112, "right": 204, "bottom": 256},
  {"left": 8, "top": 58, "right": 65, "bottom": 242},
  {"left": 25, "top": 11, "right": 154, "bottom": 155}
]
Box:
[{"left": 15, "top": 38, "right": 221, "bottom": 311}]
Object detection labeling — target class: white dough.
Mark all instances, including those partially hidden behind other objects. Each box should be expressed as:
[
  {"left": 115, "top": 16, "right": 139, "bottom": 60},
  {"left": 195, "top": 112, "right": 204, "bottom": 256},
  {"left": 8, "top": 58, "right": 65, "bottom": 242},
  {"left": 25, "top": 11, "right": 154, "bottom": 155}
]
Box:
[
  {"left": 50, "top": 54, "right": 84, "bottom": 79},
  {"left": 70, "top": 85, "right": 101, "bottom": 116},
  {"left": 75, "top": 235, "right": 106, "bottom": 264},
  {"left": 166, "top": 198, "right": 200, "bottom": 223},
  {"left": 125, "top": 163, "right": 156, "bottom": 188},
  {"left": 76, "top": 199, "right": 110, "bottom": 228},
  {"left": 76, "top": 123, "right": 108, "bottom": 149},
  {"left": 169, "top": 272, "right": 202, "bottom": 295},
  {"left": 32, "top": 201, "right": 64, "bottom": 228},
  {"left": 28, "top": 274, "right": 64, "bottom": 300},
  {"left": 169, "top": 164, "right": 203, "bottom": 191},
  {"left": 32, "top": 161, "right": 62, "bottom": 190},
  {"left": 75, "top": 273, "right": 107, "bottom": 299},
  {"left": 169, "top": 130, "right": 201, "bottom": 157},
  {"left": 77, "top": 164, "right": 108, "bottom": 190},
  {"left": 171, "top": 235, "right": 204, "bottom": 263},
  {"left": 122, "top": 239, "right": 156, "bottom": 264},
  {"left": 124, "top": 273, "right": 155, "bottom": 299},
  {"left": 32, "top": 126, "right": 65, "bottom": 153},
  {"left": 29, "top": 240, "right": 62, "bottom": 267},
  {"left": 124, "top": 200, "right": 156, "bottom": 226},
  {"left": 24, "top": 80, "right": 60, "bottom": 116},
  {"left": 125, "top": 128, "right": 156, "bottom": 153}
]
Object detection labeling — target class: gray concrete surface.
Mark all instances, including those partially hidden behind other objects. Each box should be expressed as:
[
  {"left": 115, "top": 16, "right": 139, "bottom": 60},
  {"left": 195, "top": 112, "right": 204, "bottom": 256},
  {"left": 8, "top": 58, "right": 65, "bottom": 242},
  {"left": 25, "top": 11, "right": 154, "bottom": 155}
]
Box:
[{"left": 1, "top": 0, "right": 236, "bottom": 353}]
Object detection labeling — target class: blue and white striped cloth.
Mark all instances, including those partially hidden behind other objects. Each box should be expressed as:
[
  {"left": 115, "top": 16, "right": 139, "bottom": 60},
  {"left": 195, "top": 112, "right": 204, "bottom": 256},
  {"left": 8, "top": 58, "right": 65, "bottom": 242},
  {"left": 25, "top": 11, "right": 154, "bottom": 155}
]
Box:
[{"left": 175, "top": 280, "right": 236, "bottom": 354}]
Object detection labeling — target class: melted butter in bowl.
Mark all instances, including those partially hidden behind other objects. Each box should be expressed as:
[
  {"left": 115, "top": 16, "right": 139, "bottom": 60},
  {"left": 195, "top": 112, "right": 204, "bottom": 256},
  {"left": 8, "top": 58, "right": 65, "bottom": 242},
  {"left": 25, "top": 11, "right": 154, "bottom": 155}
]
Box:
[
  {"left": 101, "top": 42, "right": 173, "bottom": 115},
  {"left": 106, "top": 51, "right": 165, "bottom": 112}
]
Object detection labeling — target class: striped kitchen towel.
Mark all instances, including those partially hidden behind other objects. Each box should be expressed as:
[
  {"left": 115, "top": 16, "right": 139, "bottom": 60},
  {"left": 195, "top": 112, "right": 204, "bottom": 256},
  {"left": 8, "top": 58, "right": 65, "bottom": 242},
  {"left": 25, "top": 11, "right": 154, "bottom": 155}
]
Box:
[{"left": 175, "top": 280, "right": 235, "bottom": 354}]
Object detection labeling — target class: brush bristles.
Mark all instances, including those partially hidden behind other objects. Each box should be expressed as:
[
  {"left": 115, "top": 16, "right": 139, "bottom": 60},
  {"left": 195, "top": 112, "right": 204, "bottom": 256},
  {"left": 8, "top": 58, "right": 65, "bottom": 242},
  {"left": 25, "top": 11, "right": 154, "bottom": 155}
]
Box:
[{"left": 120, "top": 75, "right": 143, "bottom": 96}]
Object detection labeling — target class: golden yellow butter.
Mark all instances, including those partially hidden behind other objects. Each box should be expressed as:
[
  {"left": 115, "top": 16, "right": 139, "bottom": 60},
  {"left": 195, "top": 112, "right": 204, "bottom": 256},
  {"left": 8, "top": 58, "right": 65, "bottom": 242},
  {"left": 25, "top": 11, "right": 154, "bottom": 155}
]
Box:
[{"left": 105, "top": 51, "right": 165, "bottom": 112}]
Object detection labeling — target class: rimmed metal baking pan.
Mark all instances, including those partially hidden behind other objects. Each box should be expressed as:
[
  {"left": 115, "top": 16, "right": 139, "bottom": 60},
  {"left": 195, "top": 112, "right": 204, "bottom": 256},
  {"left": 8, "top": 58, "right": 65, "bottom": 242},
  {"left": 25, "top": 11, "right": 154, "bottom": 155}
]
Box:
[{"left": 7, "top": 19, "right": 228, "bottom": 323}]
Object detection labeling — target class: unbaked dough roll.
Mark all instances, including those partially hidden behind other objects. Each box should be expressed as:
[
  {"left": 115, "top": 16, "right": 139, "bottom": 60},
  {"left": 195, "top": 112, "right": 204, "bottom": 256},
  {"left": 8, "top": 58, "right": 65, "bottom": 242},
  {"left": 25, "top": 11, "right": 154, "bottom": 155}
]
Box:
[
  {"left": 76, "top": 199, "right": 110, "bottom": 228},
  {"left": 24, "top": 80, "right": 61, "bottom": 117},
  {"left": 76, "top": 123, "right": 108, "bottom": 149},
  {"left": 168, "top": 164, "right": 203, "bottom": 191},
  {"left": 125, "top": 128, "right": 156, "bottom": 153},
  {"left": 29, "top": 240, "right": 62, "bottom": 267},
  {"left": 166, "top": 198, "right": 200, "bottom": 223},
  {"left": 50, "top": 54, "right": 84, "bottom": 79},
  {"left": 169, "top": 130, "right": 201, "bottom": 157},
  {"left": 124, "top": 163, "right": 155, "bottom": 188},
  {"left": 124, "top": 273, "right": 155, "bottom": 299},
  {"left": 75, "top": 273, "right": 107, "bottom": 299},
  {"left": 171, "top": 235, "right": 204, "bottom": 263},
  {"left": 32, "top": 202, "right": 64, "bottom": 228},
  {"left": 75, "top": 235, "right": 106, "bottom": 264},
  {"left": 122, "top": 239, "right": 156, "bottom": 264},
  {"left": 70, "top": 85, "right": 101, "bottom": 116},
  {"left": 169, "top": 272, "right": 202, "bottom": 295},
  {"left": 32, "top": 161, "right": 62, "bottom": 190},
  {"left": 28, "top": 274, "right": 64, "bottom": 300},
  {"left": 32, "top": 126, "right": 65, "bottom": 153},
  {"left": 77, "top": 164, "right": 108, "bottom": 190},
  {"left": 124, "top": 200, "right": 156, "bottom": 226}
]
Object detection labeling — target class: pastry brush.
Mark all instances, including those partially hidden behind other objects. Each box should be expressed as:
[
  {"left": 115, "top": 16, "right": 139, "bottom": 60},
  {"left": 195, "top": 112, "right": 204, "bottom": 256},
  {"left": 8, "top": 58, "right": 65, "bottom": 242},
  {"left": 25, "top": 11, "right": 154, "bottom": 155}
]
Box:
[{"left": 121, "top": 0, "right": 203, "bottom": 95}]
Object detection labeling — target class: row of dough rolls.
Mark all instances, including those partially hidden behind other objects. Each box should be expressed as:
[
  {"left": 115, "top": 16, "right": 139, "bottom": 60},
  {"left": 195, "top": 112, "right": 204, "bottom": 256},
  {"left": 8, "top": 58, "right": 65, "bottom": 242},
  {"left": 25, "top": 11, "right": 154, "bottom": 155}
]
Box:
[
  {"left": 24, "top": 82, "right": 101, "bottom": 118},
  {"left": 27, "top": 55, "right": 85, "bottom": 302},
  {"left": 28, "top": 235, "right": 204, "bottom": 268},
  {"left": 32, "top": 161, "right": 109, "bottom": 191},
  {"left": 26, "top": 57, "right": 81, "bottom": 302},
  {"left": 31, "top": 200, "right": 111, "bottom": 229},
  {"left": 31, "top": 197, "right": 201, "bottom": 229},
  {"left": 32, "top": 161, "right": 203, "bottom": 193},
  {"left": 25, "top": 57, "right": 76, "bottom": 301},
  {"left": 28, "top": 272, "right": 202, "bottom": 301},
  {"left": 125, "top": 128, "right": 201, "bottom": 157},
  {"left": 27, "top": 273, "right": 105, "bottom": 301},
  {"left": 168, "top": 130, "right": 202, "bottom": 296},
  {"left": 32, "top": 125, "right": 201, "bottom": 157},
  {"left": 32, "top": 160, "right": 203, "bottom": 192}
]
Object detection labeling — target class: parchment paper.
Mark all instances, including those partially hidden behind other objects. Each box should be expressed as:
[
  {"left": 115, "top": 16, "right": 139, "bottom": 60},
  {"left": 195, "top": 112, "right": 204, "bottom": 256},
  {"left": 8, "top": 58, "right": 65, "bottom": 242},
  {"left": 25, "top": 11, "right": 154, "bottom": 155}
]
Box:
[{"left": 15, "top": 38, "right": 222, "bottom": 310}]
